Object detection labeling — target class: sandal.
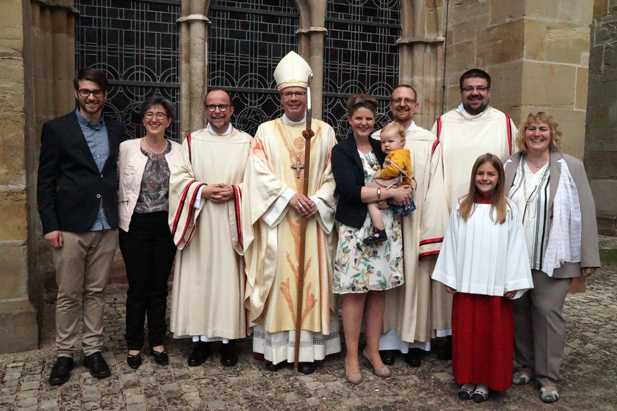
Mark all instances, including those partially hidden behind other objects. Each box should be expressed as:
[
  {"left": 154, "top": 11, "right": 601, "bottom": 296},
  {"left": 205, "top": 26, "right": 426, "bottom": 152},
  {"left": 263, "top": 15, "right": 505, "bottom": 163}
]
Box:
[
  {"left": 513, "top": 368, "right": 533, "bottom": 385},
  {"left": 458, "top": 384, "right": 475, "bottom": 400},
  {"left": 539, "top": 384, "right": 559, "bottom": 403},
  {"left": 471, "top": 384, "right": 489, "bottom": 403}
]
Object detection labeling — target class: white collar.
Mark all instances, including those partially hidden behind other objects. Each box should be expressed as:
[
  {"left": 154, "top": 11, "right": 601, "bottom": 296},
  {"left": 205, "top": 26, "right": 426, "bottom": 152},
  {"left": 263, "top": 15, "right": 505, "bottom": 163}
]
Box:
[
  {"left": 282, "top": 113, "right": 306, "bottom": 126},
  {"left": 456, "top": 103, "right": 491, "bottom": 120},
  {"left": 406, "top": 121, "right": 417, "bottom": 132},
  {"left": 206, "top": 123, "right": 233, "bottom": 136}
]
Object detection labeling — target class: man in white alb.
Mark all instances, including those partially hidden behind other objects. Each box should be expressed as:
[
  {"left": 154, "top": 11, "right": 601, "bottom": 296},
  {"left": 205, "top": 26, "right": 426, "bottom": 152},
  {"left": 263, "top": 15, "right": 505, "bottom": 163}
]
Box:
[{"left": 168, "top": 89, "right": 252, "bottom": 367}]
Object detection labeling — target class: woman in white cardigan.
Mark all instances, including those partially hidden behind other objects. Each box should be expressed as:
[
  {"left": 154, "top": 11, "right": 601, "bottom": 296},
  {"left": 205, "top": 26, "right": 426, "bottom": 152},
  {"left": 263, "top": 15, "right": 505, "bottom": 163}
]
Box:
[{"left": 117, "top": 96, "right": 182, "bottom": 369}]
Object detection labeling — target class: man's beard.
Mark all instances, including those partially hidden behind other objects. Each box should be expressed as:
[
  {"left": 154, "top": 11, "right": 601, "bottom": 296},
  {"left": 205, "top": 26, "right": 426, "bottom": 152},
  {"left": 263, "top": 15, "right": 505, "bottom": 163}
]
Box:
[{"left": 462, "top": 101, "right": 488, "bottom": 115}]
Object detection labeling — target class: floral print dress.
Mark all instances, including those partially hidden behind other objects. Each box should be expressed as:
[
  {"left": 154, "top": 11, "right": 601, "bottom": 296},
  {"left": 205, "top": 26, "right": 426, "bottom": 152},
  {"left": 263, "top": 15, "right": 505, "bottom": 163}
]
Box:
[{"left": 333, "top": 150, "right": 404, "bottom": 294}]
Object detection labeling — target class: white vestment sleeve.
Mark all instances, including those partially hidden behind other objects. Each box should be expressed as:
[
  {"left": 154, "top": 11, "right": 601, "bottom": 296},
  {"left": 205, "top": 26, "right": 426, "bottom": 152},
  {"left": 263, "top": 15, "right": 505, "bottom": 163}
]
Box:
[
  {"left": 431, "top": 207, "right": 460, "bottom": 290},
  {"left": 262, "top": 187, "right": 295, "bottom": 227},
  {"left": 194, "top": 186, "right": 205, "bottom": 209}
]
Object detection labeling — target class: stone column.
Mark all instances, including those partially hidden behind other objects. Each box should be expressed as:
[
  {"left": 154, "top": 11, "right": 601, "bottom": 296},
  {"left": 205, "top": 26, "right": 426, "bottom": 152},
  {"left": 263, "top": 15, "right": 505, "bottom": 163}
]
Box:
[
  {"left": 0, "top": 0, "right": 36, "bottom": 353},
  {"left": 586, "top": 1, "right": 617, "bottom": 234},
  {"left": 178, "top": 0, "right": 210, "bottom": 137},
  {"left": 296, "top": 0, "right": 326, "bottom": 119},
  {"left": 398, "top": 0, "right": 446, "bottom": 128}
]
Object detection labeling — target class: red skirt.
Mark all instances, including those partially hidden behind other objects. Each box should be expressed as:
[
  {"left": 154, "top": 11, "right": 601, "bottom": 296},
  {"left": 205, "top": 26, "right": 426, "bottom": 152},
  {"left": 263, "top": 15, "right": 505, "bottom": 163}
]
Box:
[{"left": 452, "top": 293, "right": 513, "bottom": 392}]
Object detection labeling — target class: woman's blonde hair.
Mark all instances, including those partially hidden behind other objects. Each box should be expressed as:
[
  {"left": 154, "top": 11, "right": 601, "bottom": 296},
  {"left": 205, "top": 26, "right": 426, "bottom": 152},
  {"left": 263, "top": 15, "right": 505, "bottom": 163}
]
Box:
[
  {"left": 380, "top": 121, "right": 406, "bottom": 143},
  {"left": 459, "top": 153, "right": 508, "bottom": 224},
  {"left": 516, "top": 112, "right": 561, "bottom": 153}
]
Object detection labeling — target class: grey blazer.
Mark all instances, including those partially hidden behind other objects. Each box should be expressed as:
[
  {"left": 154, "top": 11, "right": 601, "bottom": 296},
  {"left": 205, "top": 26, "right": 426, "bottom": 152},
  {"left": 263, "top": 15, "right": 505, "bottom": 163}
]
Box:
[{"left": 504, "top": 151, "right": 601, "bottom": 278}]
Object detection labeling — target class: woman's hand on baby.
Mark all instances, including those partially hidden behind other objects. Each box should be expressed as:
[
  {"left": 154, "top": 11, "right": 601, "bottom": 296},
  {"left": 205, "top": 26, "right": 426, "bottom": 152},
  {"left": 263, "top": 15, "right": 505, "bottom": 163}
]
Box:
[{"left": 389, "top": 185, "right": 412, "bottom": 205}]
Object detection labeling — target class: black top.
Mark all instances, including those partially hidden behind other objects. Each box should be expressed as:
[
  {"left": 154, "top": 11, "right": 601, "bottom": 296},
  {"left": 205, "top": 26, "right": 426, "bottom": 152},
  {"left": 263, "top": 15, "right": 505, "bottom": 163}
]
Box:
[
  {"left": 331, "top": 136, "right": 385, "bottom": 228},
  {"left": 37, "top": 111, "right": 125, "bottom": 234}
]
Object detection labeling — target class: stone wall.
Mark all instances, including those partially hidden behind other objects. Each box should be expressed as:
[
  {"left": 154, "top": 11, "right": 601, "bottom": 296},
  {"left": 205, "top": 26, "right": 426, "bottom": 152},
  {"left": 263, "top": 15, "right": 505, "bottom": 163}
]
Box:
[
  {"left": 0, "top": 0, "right": 38, "bottom": 353},
  {"left": 587, "top": 0, "right": 617, "bottom": 234},
  {"left": 444, "top": 0, "right": 593, "bottom": 159}
]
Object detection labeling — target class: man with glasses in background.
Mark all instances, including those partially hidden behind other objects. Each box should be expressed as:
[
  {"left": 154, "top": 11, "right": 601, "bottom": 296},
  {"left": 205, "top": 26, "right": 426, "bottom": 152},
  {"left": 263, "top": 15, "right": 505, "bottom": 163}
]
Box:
[
  {"left": 168, "top": 88, "right": 252, "bottom": 368},
  {"left": 417, "top": 68, "right": 518, "bottom": 361},
  {"left": 38, "top": 68, "right": 125, "bottom": 385}
]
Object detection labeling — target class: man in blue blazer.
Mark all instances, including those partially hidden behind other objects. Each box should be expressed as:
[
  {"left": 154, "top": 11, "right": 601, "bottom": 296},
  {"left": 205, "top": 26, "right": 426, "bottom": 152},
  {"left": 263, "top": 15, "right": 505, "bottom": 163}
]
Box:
[{"left": 37, "top": 68, "right": 125, "bottom": 385}]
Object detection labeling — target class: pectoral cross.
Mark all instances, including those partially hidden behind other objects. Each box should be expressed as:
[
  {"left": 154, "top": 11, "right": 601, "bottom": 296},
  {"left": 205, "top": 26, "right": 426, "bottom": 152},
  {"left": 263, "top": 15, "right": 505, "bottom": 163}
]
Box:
[{"left": 291, "top": 156, "right": 304, "bottom": 179}]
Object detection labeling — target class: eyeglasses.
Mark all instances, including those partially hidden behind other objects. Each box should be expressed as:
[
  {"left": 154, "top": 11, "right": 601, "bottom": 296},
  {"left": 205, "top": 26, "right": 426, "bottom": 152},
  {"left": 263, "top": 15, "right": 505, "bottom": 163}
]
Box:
[
  {"left": 391, "top": 97, "right": 417, "bottom": 104},
  {"left": 78, "top": 88, "right": 104, "bottom": 98},
  {"left": 461, "top": 86, "right": 490, "bottom": 93},
  {"left": 281, "top": 91, "right": 307, "bottom": 98},
  {"left": 205, "top": 104, "right": 231, "bottom": 112},
  {"left": 144, "top": 112, "right": 169, "bottom": 120}
]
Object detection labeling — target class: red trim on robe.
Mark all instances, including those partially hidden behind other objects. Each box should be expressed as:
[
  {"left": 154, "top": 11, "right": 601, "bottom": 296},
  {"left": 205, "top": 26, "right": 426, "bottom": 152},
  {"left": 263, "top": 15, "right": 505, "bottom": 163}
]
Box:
[
  {"left": 431, "top": 116, "right": 442, "bottom": 154},
  {"left": 171, "top": 178, "right": 196, "bottom": 236},
  {"left": 419, "top": 250, "right": 440, "bottom": 258},
  {"left": 177, "top": 182, "right": 206, "bottom": 246},
  {"left": 232, "top": 185, "right": 243, "bottom": 250},
  {"left": 452, "top": 293, "right": 513, "bottom": 392},
  {"left": 419, "top": 236, "right": 444, "bottom": 246},
  {"left": 505, "top": 113, "right": 512, "bottom": 155},
  {"left": 186, "top": 132, "right": 193, "bottom": 163}
]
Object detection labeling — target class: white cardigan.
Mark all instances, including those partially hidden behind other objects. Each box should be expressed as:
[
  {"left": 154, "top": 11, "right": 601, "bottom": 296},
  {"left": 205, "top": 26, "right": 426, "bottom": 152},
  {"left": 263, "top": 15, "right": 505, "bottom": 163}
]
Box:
[{"left": 117, "top": 138, "right": 183, "bottom": 232}]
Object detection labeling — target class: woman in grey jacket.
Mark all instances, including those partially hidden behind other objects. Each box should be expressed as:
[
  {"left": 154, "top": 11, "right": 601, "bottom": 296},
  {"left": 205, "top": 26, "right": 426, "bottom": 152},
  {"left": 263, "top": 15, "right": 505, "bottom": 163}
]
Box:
[{"left": 504, "top": 112, "right": 601, "bottom": 403}]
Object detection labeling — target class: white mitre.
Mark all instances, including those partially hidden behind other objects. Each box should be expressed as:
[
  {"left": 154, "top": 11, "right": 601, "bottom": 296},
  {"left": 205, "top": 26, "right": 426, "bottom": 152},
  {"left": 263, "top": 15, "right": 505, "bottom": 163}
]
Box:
[{"left": 273, "top": 51, "right": 312, "bottom": 90}]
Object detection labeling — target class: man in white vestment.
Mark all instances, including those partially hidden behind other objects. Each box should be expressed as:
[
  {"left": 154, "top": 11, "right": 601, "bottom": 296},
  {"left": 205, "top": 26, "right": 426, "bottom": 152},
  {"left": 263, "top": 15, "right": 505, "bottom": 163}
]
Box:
[
  {"left": 371, "top": 84, "right": 448, "bottom": 367},
  {"left": 168, "top": 89, "right": 252, "bottom": 367},
  {"left": 419, "top": 68, "right": 518, "bottom": 359},
  {"left": 242, "top": 51, "right": 340, "bottom": 374}
]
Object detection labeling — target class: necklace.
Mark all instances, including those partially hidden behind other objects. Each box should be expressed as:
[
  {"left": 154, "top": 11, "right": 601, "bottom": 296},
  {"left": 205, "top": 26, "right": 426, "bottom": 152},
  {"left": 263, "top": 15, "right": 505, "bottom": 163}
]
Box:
[
  {"left": 521, "top": 157, "right": 550, "bottom": 221},
  {"left": 141, "top": 137, "right": 168, "bottom": 155}
]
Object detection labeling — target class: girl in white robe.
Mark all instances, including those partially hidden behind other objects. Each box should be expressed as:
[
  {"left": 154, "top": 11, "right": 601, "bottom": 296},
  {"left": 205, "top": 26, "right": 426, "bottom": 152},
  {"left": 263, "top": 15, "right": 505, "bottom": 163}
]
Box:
[{"left": 432, "top": 153, "right": 533, "bottom": 403}]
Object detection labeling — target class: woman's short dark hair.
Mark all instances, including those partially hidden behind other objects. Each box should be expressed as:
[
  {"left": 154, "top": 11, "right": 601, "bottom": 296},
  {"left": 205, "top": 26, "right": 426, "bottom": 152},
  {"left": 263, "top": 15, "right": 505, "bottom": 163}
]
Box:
[
  {"left": 73, "top": 68, "right": 109, "bottom": 92},
  {"left": 346, "top": 94, "right": 378, "bottom": 116},
  {"left": 139, "top": 96, "right": 176, "bottom": 122}
]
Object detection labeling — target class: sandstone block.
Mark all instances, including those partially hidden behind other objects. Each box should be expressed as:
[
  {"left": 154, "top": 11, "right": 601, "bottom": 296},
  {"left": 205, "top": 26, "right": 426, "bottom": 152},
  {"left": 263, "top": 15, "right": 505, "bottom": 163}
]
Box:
[
  {"left": 585, "top": 150, "right": 617, "bottom": 179},
  {"left": 0, "top": 191, "right": 27, "bottom": 241},
  {"left": 576, "top": 67, "right": 589, "bottom": 110},
  {"left": 0, "top": 299, "right": 38, "bottom": 353},
  {"left": 0, "top": 114, "right": 26, "bottom": 186},
  {"left": 525, "top": 0, "right": 561, "bottom": 20},
  {"left": 544, "top": 25, "right": 591, "bottom": 65},
  {"left": 558, "top": 0, "right": 594, "bottom": 25},
  {"left": 591, "top": 178, "right": 617, "bottom": 214},
  {"left": 594, "top": 0, "right": 608, "bottom": 17},
  {"left": 521, "top": 62, "right": 576, "bottom": 107},
  {"left": 477, "top": 20, "right": 524, "bottom": 66},
  {"left": 445, "top": 41, "right": 476, "bottom": 73},
  {"left": 447, "top": 0, "right": 490, "bottom": 26},
  {"left": 489, "top": 0, "right": 524, "bottom": 25},
  {"left": 0, "top": 243, "right": 28, "bottom": 300},
  {"left": 486, "top": 60, "right": 524, "bottom": 112}
]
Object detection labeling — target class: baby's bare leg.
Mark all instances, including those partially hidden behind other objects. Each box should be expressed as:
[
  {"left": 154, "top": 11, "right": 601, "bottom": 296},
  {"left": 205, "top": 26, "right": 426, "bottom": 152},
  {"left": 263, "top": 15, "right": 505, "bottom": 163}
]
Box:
[{"left": 367, "top": 203, "right": 385, "bottom": 231}]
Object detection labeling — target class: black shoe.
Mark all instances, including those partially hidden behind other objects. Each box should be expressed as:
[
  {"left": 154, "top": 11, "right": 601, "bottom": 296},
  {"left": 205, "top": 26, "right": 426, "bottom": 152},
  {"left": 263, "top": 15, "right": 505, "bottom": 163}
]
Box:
[
  {"left": 84, "top": 352, "right": 111, "bottom": 379},
  {"left": 49, "top": 356, "right": 74, "bottom": 386},
  {"left": 404, "top": 348, "right": 424, "bottom": 367},
  {"left": 188, "top": 342, "right": 208, "bottom": 367},
  {"left": 126, "top": 352, "right": 142, "bottom": 369},
  {"left": 297, "top": 362, "right": 317, "bottom": 375},
  {"left": 264, "top": 361, "right": 286, "bottom": 372},
  {"left": 363, "top": 229, "right": 387, "bottom": 246},
  {"left": 220, "top": 343, "right": 238, "bottom": 367},
  {"left": 436, "top": 336, "right": 452, "bottom": 361},
  {"left": 379, "top": 350, "right": 397, "bottom": 366},
  {"left": 150, "top": 348, "right": 169, "bottom": 366}
]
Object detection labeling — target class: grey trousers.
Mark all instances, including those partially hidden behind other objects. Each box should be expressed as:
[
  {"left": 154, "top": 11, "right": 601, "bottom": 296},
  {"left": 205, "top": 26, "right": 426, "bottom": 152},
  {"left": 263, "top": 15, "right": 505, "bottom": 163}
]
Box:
[
  {"left": 52, "top": 230, "right": 118, "bottom": 357},
  {"left": 513, "top": 270, "right": 571, "bottom": 382}
]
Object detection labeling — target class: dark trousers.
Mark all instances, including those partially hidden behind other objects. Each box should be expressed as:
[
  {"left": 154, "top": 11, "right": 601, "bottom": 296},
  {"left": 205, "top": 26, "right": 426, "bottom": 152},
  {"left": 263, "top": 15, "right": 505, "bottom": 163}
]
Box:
[{"left": 119, "top": 211, "right": 176, "bottom": 350}]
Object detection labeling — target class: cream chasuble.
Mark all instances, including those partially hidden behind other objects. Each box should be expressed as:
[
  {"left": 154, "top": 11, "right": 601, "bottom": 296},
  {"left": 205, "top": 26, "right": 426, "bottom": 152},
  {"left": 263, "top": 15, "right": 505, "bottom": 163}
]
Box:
[
  {"left": 168, "top": 127, "right": 251, "bottom": 339},
  {"left": 374, "top": 124, "right": 451, "bottom": 351},
  {"left": 242, "top": 116, "right": 338, "bottom": 340}
]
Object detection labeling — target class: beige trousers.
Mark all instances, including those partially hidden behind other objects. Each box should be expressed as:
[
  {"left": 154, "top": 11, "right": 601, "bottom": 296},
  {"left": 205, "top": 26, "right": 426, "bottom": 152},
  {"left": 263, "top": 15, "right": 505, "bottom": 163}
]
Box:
[
  {"left": 52, "top": 230, "right": 118, "bottom": 357},
  {"left": 513, "top": 270, "right": 571, "bottom": 382}
]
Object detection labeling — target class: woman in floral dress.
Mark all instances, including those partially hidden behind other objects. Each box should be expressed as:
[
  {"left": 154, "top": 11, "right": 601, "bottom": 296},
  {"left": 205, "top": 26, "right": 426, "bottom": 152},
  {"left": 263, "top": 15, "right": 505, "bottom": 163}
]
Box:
[{"left": 331, "top": 94, "right": 413, "bottom": 384}]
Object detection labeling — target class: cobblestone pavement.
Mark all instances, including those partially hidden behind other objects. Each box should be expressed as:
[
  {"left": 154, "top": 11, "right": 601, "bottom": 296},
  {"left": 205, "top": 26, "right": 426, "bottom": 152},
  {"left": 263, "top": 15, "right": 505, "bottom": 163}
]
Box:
[{"left": 1, "top": 265, "right": 616, "bottom": 411}]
